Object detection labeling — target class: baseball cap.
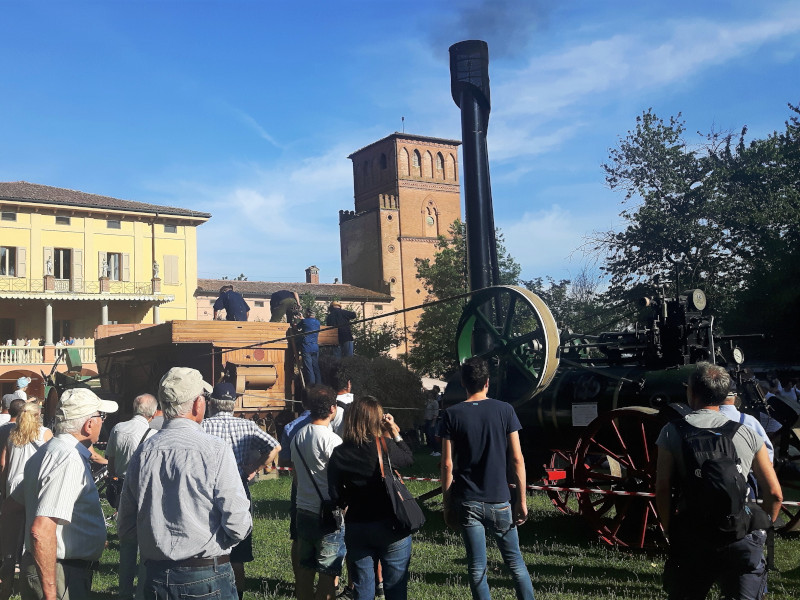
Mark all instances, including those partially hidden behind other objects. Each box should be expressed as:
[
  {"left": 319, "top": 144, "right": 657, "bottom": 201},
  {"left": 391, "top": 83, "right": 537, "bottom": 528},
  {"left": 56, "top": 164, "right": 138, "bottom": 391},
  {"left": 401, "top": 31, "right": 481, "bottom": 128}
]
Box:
[
  {"left": 159, "top": 367, "right": 212, "bottom": 409},
  {"left": 55, "top": 388, "right": 119, "bottom": 422},
  {"left": 210, "top": 382, "right": 241, "bottom": 401},
  {"left": 16, "top": 376, "right": 31, "bottom": 389}
]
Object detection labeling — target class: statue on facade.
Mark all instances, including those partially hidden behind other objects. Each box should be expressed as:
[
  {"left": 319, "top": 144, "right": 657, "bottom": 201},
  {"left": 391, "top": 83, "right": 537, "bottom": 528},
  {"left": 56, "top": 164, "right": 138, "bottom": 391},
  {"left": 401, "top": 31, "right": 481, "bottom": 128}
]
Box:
[
  {"left": 46, "top": 256, "right": 53, "bottom": 276},
  {"left": 100, "top": 258, "right": 109, "bottom": 278},
  {"left": 153, "top": 260, "right": 160, "bottom": 279}
]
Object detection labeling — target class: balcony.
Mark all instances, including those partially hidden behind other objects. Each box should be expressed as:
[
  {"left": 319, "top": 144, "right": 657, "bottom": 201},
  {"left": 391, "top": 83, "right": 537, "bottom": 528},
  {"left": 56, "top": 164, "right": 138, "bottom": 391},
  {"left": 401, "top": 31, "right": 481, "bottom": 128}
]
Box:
[
  {"left": 0, "top": 345, "right": 96, "bottom": 365},
  {"left": 0, "top": 278, "right": 158, "bottom": 295}
]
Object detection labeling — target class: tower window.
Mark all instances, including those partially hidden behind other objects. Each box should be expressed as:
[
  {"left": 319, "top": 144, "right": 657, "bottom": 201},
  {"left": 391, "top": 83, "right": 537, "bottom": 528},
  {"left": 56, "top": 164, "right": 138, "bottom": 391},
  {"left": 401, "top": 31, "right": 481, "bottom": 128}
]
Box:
[
  {"left": 436, "top": 153, "right": 444, "bottom": 171},
  {"left": 412, "top": 150, "right": 420, "bottom": 168}
]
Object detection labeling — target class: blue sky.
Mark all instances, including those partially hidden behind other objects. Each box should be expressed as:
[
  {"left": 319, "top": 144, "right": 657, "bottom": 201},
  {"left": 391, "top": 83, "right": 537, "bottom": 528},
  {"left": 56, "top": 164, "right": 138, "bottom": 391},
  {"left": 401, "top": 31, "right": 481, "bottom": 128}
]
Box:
[{"left": 1, "top": 1, "right": 798, "bottom": 285}]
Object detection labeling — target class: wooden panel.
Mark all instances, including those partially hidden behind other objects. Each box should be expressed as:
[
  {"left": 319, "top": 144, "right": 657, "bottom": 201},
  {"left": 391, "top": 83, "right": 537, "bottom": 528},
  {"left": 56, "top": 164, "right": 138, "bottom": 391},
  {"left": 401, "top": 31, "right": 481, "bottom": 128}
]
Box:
[
  {"left": 318, "top": 327, "right": 339, "bottom": 346},
  {"left": 172, "top": 321, "right": 290, "bottom": 348},
  {"left": 94, "top": 322, "right": 177, "bottom": 356},
  {"left": 95, "top": 323, "right": 156, "bottom": 339}
]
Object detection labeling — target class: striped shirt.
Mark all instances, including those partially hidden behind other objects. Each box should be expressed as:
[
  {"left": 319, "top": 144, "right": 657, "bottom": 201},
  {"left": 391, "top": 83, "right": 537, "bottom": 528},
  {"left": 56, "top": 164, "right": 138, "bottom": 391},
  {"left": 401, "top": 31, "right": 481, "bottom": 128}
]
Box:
[
  {"left": 117, "top": 418, "right": 252, "bottom": 561},
  {"left": 11, "top": 433, "right": 107, "bottom": 560},
  {"left": 201, "top": 413, "right": 279, "bottom": 476}
]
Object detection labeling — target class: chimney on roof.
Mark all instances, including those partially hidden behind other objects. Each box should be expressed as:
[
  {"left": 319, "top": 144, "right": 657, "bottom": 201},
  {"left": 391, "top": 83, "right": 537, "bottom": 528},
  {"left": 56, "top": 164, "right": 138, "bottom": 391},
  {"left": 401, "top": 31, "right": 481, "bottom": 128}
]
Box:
[{"left": 306, "top": 265, "right": 319, "bottom": 284}]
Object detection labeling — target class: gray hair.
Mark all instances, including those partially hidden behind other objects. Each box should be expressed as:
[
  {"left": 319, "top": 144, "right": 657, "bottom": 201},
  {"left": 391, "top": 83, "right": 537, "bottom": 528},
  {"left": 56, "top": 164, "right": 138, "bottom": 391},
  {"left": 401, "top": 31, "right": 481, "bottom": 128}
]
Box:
[
  {"left": 688, "top": 361, "right": 731, "bottom": 406},
  {"left": 209, "top": 397, "right": 236, "bottom": 414},
  {"left": 133, "top": 393, "right": 158, "bottom": 418},
  {"left": 54, "top": 415, "right": 91, "bottom": 435},
  {"left": 163, "top": 398, "right": 196, "bottom": 420}
]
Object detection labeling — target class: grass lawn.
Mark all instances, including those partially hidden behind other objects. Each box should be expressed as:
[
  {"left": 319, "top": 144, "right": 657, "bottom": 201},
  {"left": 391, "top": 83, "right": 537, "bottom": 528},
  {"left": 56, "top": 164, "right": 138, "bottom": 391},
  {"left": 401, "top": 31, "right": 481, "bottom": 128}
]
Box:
[{"left": 54, "top": 451, "right": 800, "bottom": 599}]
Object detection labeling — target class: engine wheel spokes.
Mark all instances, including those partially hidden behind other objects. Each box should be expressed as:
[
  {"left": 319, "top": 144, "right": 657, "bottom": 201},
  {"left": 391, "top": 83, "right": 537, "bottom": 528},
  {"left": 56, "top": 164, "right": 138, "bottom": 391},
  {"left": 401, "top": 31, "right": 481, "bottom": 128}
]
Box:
[
  {"left": 573, "top": 407, "right": 668, "bottom": 549},
  {"left": 456, "top": 286, "right": 560, "bottom": 406}
]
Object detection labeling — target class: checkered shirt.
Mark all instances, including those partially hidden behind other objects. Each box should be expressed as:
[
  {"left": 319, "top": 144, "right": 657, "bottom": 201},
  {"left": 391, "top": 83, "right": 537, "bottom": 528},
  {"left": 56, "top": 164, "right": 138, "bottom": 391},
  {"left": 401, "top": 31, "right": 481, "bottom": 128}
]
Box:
[{"left": 201, "top": 413, "right": 279, "bottom": 477}]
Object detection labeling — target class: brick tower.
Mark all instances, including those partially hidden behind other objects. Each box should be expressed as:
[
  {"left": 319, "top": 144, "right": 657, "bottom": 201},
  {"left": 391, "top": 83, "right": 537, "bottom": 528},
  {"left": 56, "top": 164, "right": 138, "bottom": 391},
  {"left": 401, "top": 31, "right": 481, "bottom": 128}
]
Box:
[{"left": 339, "top": 133, "right": 462, "bottom": 356}]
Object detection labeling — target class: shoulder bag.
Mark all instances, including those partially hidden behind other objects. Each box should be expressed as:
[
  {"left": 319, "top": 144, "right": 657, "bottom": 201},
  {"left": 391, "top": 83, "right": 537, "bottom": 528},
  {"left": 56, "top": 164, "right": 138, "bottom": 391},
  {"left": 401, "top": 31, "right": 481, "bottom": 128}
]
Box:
[{"left": 377, "top": 437, "right": 425, "bottom": 534}]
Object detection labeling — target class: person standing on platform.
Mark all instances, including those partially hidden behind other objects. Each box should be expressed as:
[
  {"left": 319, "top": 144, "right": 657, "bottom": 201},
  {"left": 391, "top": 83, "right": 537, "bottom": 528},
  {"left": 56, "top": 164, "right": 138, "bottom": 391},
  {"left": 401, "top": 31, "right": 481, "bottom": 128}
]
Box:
[
  {"left": 270, "top": 290, "right": 301, "bottom": 323},
  {"left": 326, "top": 302, "right": 357, "bottom": 358},
  {"left": 214, "top": 285, "right": 250, "bottom": 321},
  {"left": 296, "top": 309, "right": 322, "bottom": 386}
]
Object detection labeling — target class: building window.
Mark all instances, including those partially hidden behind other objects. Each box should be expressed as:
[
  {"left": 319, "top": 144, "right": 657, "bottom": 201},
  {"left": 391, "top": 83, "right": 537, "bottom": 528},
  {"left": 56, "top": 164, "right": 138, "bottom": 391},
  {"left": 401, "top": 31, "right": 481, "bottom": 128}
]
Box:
[
  {"left": 107, "top": 219, "right": 121, "bottom": 229},
  {"left": 0, "top": 247, "right": 17, "bottom": 276},
  {"left": 375, "top": 305, "right": 383, "bottom": 311},
  {"left": 54, "top": 248, "right": 72, "bottom": 280},
  {"left": 54, "top": 320, "right": 71, "bottom": 342},
  {"left": 412, "top": 150, "right": 420, "bottom": 168},
  {"left": 436, "top": 152, "right": 444, "bottom": 171},
  {"left": 164, "top": 224, "right": 177, "bottom": 233},
  {"left": 1, "top": 212, "right": 16, "bottom": 222},
  {"left": 255, "top": 301, "right": 264, "bottom": 307},
  {"left": 104, "top": 252, "right": 122, "bottom": 281},
  {"left": 55, "top": 215, "right": 71, "bottom": 225}
]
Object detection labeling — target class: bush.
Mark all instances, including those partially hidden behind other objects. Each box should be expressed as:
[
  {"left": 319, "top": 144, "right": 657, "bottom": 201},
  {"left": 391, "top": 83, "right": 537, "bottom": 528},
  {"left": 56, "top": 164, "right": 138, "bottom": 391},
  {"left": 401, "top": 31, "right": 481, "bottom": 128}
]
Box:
[{"left": 319, "top": 353, "right": 425, "bottom": 430}]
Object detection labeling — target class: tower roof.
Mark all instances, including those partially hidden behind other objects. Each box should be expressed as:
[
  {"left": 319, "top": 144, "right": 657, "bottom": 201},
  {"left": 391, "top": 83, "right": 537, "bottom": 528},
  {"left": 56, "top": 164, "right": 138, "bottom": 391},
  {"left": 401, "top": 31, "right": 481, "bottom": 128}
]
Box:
[{"left": 348, "top": 132, "right": 461, "bottom": 159}]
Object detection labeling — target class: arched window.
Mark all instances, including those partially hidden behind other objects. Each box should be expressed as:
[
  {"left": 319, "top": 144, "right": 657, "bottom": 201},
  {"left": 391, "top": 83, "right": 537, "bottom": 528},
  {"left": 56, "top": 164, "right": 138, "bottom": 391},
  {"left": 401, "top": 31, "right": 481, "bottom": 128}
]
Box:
[
  {"left": 422, "top": 151, "right": 433, "bottom": 178},
  {"left": 446, "top": 153, "right": 457, "bottom": 181},
  {"left": 422, "top": 198, "right": 439, "bottom": 236},
  {"left": 436, "top": 152, "right": 444, "bottom": 178},
  {"left": 412, "top": 150, "right": 421, "bottom": 177},
  {"left": 398, "top": 148, "right": 409, "bottom": 176}
]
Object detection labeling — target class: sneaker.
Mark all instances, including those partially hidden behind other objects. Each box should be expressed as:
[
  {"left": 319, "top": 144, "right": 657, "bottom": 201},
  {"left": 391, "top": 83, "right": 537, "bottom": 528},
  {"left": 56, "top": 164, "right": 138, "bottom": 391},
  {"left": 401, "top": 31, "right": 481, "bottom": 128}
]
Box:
[
  {"left": 375, "top": 582, "right": 385, "bottom": 597},
  {"left": 430, "top": 451, "right": 441, "bottom": 457},
  {"left": 337, "top": 587, "right": 355, "bottom": 599}
]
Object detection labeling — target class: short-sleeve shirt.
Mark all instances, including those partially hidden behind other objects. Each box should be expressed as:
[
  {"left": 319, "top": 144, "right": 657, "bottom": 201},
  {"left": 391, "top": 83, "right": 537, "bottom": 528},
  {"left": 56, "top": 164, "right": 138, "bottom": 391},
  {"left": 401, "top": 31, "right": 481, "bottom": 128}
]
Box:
[
  {"left": 291, "top": 423, "right": 342, "bottom": 513},
  {"left": 214, "top": 291, "right": 250, "bottom": 321},
  {"left": 279, "top": 411, "right": 311, "bottom": 463},
  {"left": 441, "top": 398, "right": 522, "bottom": 503},
  {"left": 655, "top": 409, "right": 764, "bottom": 480},
  {"left": 106, "top": 415, "right": 154, "bottom": 478},
  {"left": 11, "top": 434, "right": 107, "bottom": 560},
  {"left": 202, "top": 412, "right": 279, "bottom": 477}
]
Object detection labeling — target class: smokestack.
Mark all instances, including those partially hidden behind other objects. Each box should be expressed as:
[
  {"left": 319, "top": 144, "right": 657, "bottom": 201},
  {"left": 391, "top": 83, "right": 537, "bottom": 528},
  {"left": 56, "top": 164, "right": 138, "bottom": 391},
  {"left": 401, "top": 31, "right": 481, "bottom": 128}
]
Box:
[{"left": 305, "top": 265, "right": 319, "bottom": 284}]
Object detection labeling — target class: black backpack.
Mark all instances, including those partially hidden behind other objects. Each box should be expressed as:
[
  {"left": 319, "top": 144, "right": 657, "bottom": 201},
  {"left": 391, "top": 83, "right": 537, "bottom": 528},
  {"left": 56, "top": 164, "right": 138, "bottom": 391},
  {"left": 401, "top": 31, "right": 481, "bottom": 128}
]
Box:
[{"left": 673, "top": 419, "right": 751, "bottom": 542}]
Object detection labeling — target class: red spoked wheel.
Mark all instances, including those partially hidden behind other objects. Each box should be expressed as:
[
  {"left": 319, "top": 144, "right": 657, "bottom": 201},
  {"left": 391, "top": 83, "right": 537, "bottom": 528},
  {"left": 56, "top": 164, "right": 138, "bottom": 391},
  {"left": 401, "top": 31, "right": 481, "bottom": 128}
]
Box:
[
  {"left": 774, "top": 432, "right": 800, "bottom": 533},
  {"left": 544, "top": 449, "right": 580, "bottom": 515},
  {"left": 573, "top": 407, "right": 668, "bottom": 549}
]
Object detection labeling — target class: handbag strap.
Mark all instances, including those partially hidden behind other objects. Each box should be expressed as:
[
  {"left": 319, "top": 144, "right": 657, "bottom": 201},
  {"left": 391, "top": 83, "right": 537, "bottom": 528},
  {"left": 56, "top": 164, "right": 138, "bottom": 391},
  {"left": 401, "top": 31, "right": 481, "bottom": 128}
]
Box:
[
  {"left": 138, "top": 428, "right": 154, "bottom": 447},
  {"left": 293, "top": 436, "right": 326, "bottom": 503},
  {"left": 376, "top": 437, "right": 385, "bottom": 479},
  {"left": 377, "top": 436, "right": 397, "bottom": 476}
]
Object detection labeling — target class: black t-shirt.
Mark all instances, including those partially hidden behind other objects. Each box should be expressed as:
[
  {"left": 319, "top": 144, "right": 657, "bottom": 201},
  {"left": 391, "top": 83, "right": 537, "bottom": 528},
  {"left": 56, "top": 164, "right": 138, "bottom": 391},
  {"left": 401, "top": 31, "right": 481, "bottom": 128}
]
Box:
[{"left": 441, "top": 398, "right": 522, "bottom": 503}]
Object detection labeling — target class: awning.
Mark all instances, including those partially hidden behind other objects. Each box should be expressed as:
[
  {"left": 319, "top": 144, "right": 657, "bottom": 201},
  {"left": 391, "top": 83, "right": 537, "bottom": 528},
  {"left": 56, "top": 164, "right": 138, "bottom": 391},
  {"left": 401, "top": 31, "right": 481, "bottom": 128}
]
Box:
[{"left": 0, "top": 292, "right": 174, "bottom": 303}]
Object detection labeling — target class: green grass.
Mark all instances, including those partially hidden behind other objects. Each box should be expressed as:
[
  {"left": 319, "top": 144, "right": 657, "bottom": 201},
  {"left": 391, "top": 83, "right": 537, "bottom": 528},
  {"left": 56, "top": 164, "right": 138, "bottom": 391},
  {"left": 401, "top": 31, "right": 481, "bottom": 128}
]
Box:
[{"left": 35, "top": 451, "right": 800, "bottom": 599}]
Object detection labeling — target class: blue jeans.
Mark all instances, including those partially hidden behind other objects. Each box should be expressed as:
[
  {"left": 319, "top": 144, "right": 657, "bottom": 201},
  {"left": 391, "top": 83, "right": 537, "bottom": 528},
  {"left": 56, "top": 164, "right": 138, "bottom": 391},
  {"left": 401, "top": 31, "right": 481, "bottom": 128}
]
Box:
[
  {"left": 143, "top": 561, "right": 237, "bottom": 600},
  {"left": 301, "top": 351, "right": 321, "bottom": 385},
  {"left": 458, "top": 501, "right": 534, "bottom": 600},
  {"left": 339, "top": 340, "right": 354, "bottom": 358},
  {"left": 345, "top": 520, "right": 412, "bottom": 600}
]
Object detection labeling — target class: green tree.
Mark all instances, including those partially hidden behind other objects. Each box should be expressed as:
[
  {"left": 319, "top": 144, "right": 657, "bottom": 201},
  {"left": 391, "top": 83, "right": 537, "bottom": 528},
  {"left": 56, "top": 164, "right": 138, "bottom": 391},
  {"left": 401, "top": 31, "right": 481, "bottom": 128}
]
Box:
[{"left": 407, "top": 219, "right": 521, "bottom": 377}]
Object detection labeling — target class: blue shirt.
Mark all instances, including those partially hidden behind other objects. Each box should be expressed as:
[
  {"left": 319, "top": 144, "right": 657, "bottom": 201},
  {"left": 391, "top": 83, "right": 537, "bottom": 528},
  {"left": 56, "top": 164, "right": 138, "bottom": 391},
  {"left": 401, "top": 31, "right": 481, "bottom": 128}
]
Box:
[
  {"left": 213, "top": 290, "right": 250, "bottom": 321},
  {"left": 279, "top": 410, "right": 311, "bottom": 462},
  {"left": 297, "top": 318, "right": 320, "bottom": 353},
  {"left": 441, "top": 398, "right": 522, "bottom": 503}
]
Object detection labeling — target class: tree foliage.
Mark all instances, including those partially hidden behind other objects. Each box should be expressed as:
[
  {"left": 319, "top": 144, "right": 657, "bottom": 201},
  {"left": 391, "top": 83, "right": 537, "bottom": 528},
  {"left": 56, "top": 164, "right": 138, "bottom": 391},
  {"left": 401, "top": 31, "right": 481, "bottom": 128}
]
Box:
[
  {"left": 407, "top": 220, "right": 521, "bottom": 377},
  {"left": 592, "top": 104, "right": 800, "bottom": 357}
]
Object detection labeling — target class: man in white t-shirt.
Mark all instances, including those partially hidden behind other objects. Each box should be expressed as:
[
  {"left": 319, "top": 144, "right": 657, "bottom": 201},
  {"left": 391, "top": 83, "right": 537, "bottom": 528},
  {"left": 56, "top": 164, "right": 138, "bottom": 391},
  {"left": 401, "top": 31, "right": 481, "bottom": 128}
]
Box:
[
  {"left": 331, "top": 373, "right": 353, "bottom": 435},
  {"left": 0, "top": 394, "right": 14, "bottom": 425},
  {"left": 290, "top": 385, "right": 344, "bottom": 600}
]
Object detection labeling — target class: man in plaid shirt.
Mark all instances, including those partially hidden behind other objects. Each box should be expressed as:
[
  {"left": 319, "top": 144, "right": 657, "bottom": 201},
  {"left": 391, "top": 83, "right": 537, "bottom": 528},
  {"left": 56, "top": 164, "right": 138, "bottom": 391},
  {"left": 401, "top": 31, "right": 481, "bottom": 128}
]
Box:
[{"left": 202, "top": 382, "right": 281, "bottom": 600}]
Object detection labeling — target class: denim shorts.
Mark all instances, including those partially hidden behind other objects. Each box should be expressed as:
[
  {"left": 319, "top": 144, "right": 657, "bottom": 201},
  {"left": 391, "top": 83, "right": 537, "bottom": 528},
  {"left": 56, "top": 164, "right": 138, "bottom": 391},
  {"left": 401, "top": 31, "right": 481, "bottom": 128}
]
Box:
[{"left": 296, "top": 508, "right": 346, "bottom": 577}]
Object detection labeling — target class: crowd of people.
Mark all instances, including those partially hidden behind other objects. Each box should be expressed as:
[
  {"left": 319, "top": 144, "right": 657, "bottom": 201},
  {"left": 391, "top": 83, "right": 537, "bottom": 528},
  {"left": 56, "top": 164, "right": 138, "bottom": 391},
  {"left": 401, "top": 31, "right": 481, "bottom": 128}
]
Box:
[{"left": 0, "top": 357, "right": 790, "bottom": 600}]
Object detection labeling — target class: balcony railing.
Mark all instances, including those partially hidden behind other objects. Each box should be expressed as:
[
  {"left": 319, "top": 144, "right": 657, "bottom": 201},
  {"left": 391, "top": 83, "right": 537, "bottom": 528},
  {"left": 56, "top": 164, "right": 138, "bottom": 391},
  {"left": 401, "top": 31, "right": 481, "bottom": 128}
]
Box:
[
  {"left": 0, "top": 345, "right": 96, "bottom": 365},
  {"left": 0, "top": 278, "right": 159, "bottom": 295}
]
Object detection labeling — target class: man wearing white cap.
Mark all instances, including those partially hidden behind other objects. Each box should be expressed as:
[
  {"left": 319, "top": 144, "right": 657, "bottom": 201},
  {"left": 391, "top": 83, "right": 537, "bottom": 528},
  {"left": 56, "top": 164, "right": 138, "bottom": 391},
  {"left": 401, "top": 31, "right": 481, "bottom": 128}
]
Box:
[
  {"left": 0, "top": 387, "right": 118, "bottom": 600},
  {"left": 117, "top": 367, "right": 251, "bottom": 600},
  {"left": 12, "top": 376, "right": 31, "bottom": 401}
]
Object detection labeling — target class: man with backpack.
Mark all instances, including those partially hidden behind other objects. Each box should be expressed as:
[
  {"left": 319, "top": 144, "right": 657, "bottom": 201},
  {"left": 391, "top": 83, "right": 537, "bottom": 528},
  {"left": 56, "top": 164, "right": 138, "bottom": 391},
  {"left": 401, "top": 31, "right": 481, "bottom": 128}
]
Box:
[{"left": 655, "top": 362, "right": 783, "bottom": 600}]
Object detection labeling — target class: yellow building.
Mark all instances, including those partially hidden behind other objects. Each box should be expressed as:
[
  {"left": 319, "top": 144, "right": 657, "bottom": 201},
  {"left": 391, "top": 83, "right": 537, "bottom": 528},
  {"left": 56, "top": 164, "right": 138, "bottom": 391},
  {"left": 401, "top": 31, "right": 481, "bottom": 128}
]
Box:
[{"left": 0, "top": 181, "right": 209, "bottom": 398}]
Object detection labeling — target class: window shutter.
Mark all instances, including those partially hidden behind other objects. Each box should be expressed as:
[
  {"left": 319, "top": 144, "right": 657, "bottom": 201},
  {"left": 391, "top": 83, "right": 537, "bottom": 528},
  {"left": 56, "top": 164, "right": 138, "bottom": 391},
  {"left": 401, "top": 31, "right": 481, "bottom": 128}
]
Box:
[
  {"left": 122, "top": 253, "right": 130, "bottom": 282},
  {"left": 98, "top": 251, "right": 105, "bottom": 279},
  {"left": 165, "top": 255, "right": 179, "bottom": 285},
  {"left": 16, "top": 247, "right": 26, "bottom": 278},
  {"left": 72, "top": 249, "right": 83, "bottom": 291}
]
